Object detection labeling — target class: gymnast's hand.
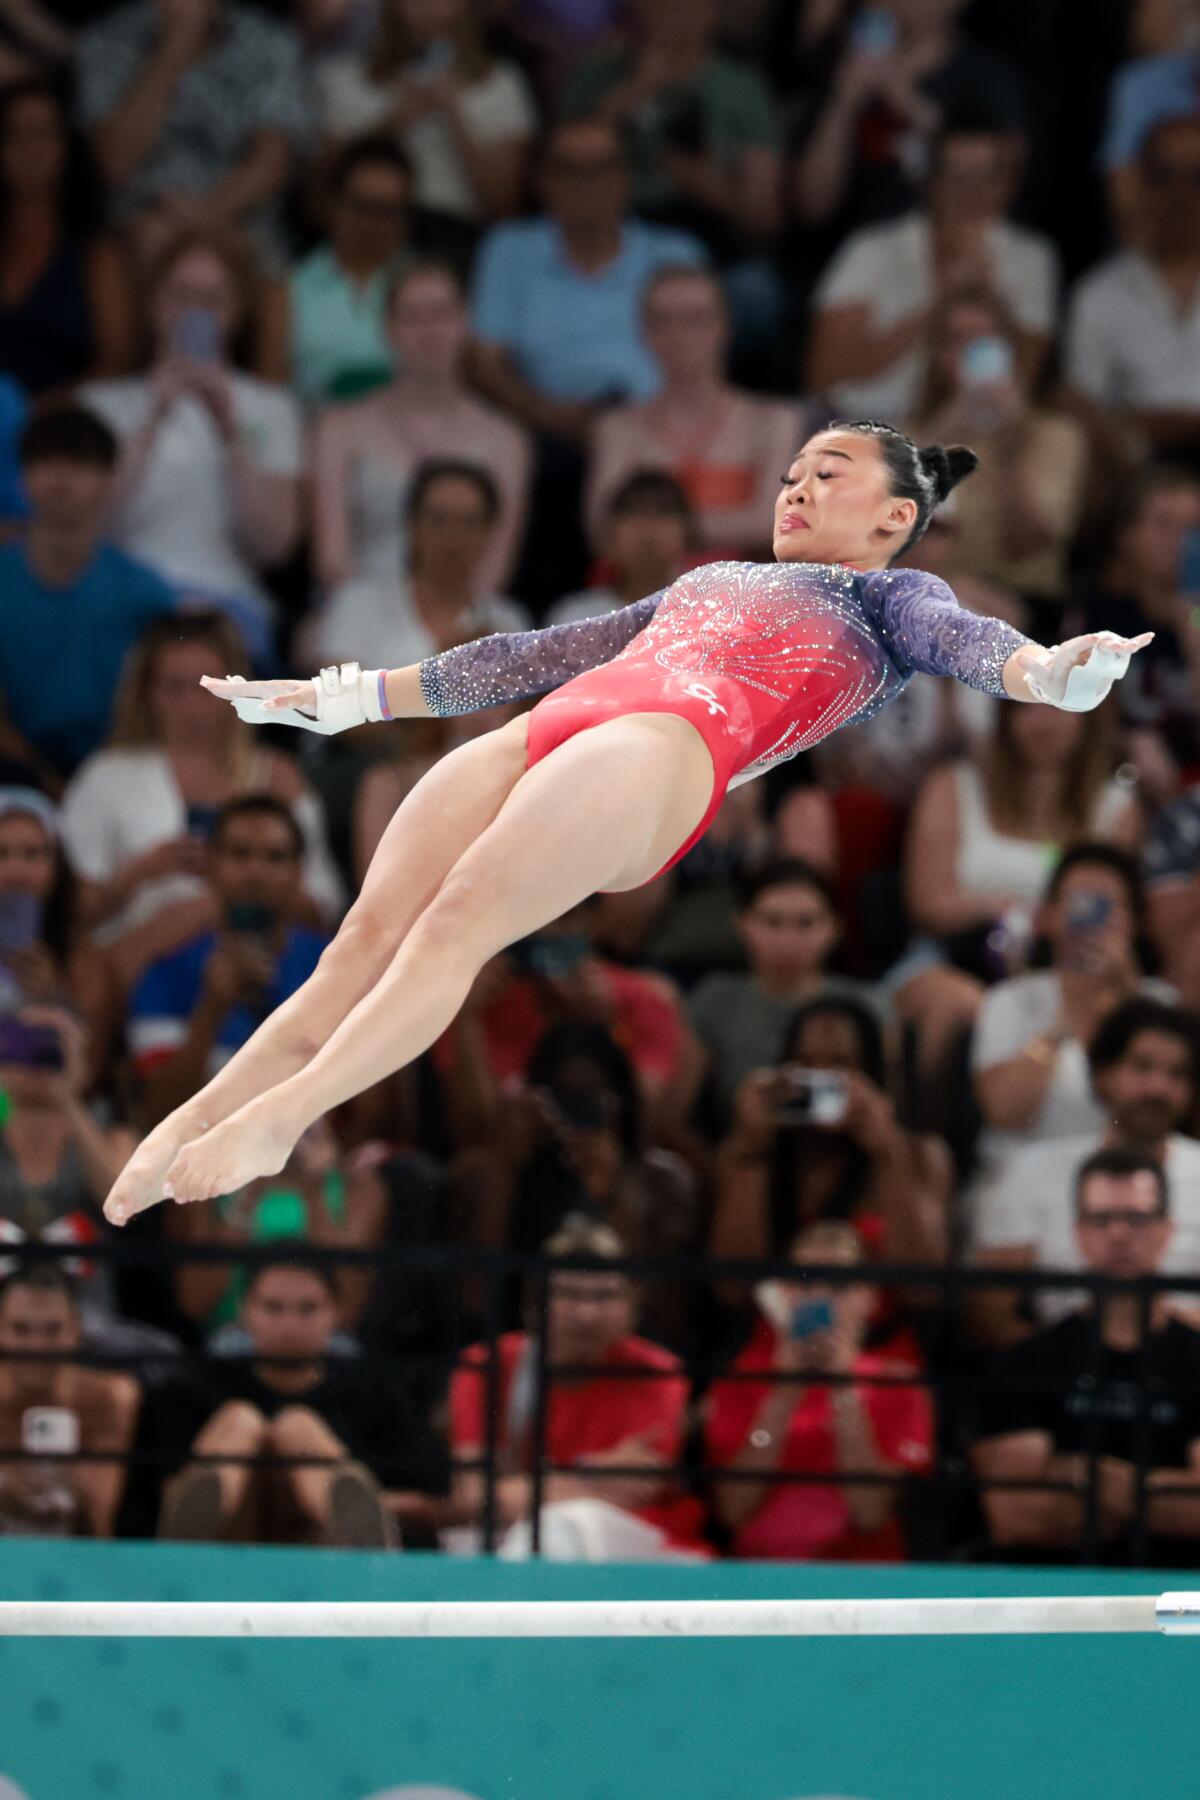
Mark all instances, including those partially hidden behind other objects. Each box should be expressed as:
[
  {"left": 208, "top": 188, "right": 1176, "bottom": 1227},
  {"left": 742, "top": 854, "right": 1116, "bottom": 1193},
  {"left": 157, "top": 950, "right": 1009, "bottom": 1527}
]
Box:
[
  {"left": 1011, "top": 631, "right": 1154, "bottom": 712},
  {"left": 198, "top": 663, "right": 389, "bottom": 733}
]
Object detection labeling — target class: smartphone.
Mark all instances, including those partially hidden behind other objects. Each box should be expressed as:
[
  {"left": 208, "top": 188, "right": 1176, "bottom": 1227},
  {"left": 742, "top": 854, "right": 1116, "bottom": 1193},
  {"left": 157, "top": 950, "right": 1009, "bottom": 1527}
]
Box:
[
  {"left": 1065, "top": 890, "right": 1114, "bottom": 934},
  {"left": 959, "top": 336, "right": 1015, "bottom": 387},
  {"left": 662, "top": 94, "right": 706, "bottom": 155},
  {"left": 773, "top": 1067, "right": 849, "bottom": 1128},
  {"left": 1179, "top": 526, "right": 1200, "bottom": 595},
  {"left": 21, "top": 1407, "right": 80, "bottom": 1456},
  {"left": 511, "top": 934, "right": 589, "bottom": 980},
  {"left": 789, "top": 1297, "right": 835, "bottom": 1340},
  {"left": 849, "top": 5, "right": 899, "bottom": 55},
  {"left": 551, "top": 1087, "right": 609, "bottom": 1133},
  {"left": 0, "top": 890, "right": 43, "bottom": 955},
  {"left": 409, "top": 36, "right": 455, "bottom": 80},
  {"left": 171, "top": 306, "right": 222, "bottom": 364},
  {"left": 185, "top": 804, "right": 220, "bottom": 841},
  {"left": 0, "top": 1013, "right": 64, "bottom": 1071},
  {"left": 225, "top": 901, "right": 278, "bottom": 937}
]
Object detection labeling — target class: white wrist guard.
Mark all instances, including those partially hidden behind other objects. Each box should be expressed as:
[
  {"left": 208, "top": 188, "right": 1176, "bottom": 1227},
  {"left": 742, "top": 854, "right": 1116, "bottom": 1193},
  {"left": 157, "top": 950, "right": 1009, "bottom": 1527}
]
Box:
[
  {"left": 225, "top": 664, "right": 388, "bottom": 735},
  {"left": 1023, "top": 633, "right": 1138, "bottom": 713}
]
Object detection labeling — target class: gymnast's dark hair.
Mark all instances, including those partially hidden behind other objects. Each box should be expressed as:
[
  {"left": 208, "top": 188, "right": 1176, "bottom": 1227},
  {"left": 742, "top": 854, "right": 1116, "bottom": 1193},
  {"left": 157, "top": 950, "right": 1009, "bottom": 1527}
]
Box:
[{"left": 827, "top": 419, "right": 980, "bottom": 555}]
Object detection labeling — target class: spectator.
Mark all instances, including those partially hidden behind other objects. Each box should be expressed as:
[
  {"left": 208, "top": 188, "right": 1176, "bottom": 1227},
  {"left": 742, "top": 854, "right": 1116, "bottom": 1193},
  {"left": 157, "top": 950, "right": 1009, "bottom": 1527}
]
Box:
[
  {"left": 0, "top": 791, "right": 111, "bottom": 1074},
  {"left": 1144, "top": 787, "right": 1200, "bottom": 1003},
  {"left": 0, "top": 1264, "right": 139, "bottom": 1537},
  {"left": 159, "top": 1259, "right": 448, "bottom": 1546},
  {"left": 546, "top": 469, "right": 696, "bottom": 626},
  {"left": 709, "top": 994, "right": 951, "bottom": 1324},
  {"left": 1066, "top": 115, "right": 1200, "bottom": 462},
  {"left": 164, "top": 1118, "right": 390, "bottom": 1336},
  {"left": 807, "top": 117, "right": 1056, "bottom": 423},
  {"left": 0, "top": 0, "right": 71, "bottom": 85},
  {"left": 82, "top": 228, "right": 304, "bottom": 664},
  {"left": 61, "top": 613, "right": 343, "bottom": 994},
  {"left": 968, "top": 996, "right": 1200, "bottom": 1348},
  {"left": 704, "top": 1219, "right": 933, "bottom": 1560},
  {"left": 309, "top": 458, "right": 530, "bottom": 672},
  {"left": 447, "top": 1016, "right": 701, "bottom": 1347},
  {"left": 279, "top": 137, "right": 418, "bottom": 407},
  {"left": 433, "top": 898, "right": 699, "bottom": 1140},
  {"left": 314, "top": 259, "right": 531, "bottom": 595},
  {"left": 970, "top": 843, "right": 1172, "bottom": 1185},
  {"left": 791, "top": 0, "right": 1026, "bottom": 238},
  {"left": 0, "top": 1004, "right": 134, "bottom": 1320},
  {"left": 896, "top": 695, "right": 1140, "bottom": 1106},
  {"left": 559, "top": 0, "right": 784, "bottom": 326},
  {"left": 1101, "top": 2, "right": 1200, "bottom": 242},
  {"left": 0, "top": 403, "right": 175, "bottom": 789},
  {"left": 585, "top": 266, "right": 802, "bottom": 557},
  {"left": 0, "top": 80, "right": 135, "bottom": 396},
  {"left": 314, "top": 0, "right": 537, "bottom": 231},
  {"left": 469, "top": 115, "right": 706, "bottom": 439},
  {"left": 77, "top": 0, "right": 309, "bottom": 266},
  {"left": 124, "top": 795, "right": 331, "bottom": 1129},
  {"left": 1067, "top": 466, "right": 1200, "bottom": 795},
  {"left": 448, "top": 1216, "right": 707, "bottom": 1560},
  {"left": 688, "top": 858, "right": 883, "bottom": 1134},
  {"left": 904, "top": 283, "right": 1088, "bottom": 609},
  {"left": 970, "top": 1147, "right": 1200, "bottom": 1566},
  {"left": 490, "top": 0, "right": 624, "bottom": 103}
]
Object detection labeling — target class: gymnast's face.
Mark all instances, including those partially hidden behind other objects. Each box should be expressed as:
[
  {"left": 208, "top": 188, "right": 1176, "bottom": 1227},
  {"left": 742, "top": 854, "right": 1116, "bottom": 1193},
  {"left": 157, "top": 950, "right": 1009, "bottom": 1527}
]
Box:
[{"left": 774, "top": 433, "right": 918, "bottom": 573}]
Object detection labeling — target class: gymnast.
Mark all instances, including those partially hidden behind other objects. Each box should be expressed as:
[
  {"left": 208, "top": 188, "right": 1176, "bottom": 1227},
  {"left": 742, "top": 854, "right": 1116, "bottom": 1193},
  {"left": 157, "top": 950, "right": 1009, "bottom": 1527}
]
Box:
[{"left": 102, "top": 421, "right": 1152, "bottom": 1223}]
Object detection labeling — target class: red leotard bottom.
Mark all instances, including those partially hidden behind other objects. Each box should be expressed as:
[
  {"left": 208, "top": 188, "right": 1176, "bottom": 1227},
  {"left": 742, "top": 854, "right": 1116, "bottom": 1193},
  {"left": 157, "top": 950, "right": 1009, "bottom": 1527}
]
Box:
[{"left": 524, "top": 658, "right": 746, "bottom": 888}]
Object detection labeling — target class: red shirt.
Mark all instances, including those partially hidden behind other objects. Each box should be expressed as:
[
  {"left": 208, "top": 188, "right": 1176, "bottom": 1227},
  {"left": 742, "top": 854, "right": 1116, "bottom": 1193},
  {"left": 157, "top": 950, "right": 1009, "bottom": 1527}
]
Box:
[
  {"left": 703, "top": 1320, "right": 933, "bottom": 1562},
  {"left": 433, "top": 961, "right": 685, "bottom": 1089},
  {"left": 451, "top": 1330, "right": 707, "bottom": 1550}
]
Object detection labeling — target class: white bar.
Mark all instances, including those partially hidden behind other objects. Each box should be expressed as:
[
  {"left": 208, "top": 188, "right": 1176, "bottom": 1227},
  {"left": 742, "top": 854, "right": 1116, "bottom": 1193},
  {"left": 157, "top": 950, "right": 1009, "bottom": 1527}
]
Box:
[{"left": 0, "top": 1595, "right": 1174, "bottom": 1639}]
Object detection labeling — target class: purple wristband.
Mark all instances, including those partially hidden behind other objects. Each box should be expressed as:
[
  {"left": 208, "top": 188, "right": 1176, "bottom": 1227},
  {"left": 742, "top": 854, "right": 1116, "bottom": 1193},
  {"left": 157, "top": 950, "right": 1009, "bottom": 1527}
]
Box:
[{"left": 377, "top": 670, "right": 392, "bottom": 721}]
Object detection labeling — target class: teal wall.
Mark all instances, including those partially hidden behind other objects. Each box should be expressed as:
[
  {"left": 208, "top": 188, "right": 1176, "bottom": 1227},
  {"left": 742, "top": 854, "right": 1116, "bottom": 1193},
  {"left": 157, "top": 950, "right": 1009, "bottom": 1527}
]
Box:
[{"left": 0, "top": 1544, "right": 1196, "bottom": 1800}]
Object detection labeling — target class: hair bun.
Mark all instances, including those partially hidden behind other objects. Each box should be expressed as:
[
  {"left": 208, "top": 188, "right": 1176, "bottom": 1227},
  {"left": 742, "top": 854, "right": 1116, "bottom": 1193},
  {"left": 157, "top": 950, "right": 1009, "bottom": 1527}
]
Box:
[{"left": 921, "top": 443, "right": 980, "bottom": 503}]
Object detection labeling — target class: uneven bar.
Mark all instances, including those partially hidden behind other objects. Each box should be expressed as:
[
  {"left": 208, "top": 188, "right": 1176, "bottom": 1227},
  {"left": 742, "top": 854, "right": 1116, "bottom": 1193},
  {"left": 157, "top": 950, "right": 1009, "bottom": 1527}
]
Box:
[{"left": 0, "top": 1594, "right": 1178, "bottom": 1638}]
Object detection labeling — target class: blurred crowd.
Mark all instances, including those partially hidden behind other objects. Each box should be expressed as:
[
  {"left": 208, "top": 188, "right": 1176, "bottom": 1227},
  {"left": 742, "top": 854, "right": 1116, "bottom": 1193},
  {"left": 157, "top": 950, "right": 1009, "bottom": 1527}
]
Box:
[{"left": 2, "top": 0, "right": 1200, "bottom": 1565}]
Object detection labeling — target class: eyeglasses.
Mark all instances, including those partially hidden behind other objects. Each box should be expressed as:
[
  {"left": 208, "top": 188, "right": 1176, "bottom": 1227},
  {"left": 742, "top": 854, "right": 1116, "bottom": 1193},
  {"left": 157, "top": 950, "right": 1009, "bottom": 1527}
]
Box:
[
  {"left": 546, "top": 157, "right": 623, "bottom": 180},
  {"left": 1077, "top": 1209, "right": 1167, "bottom": 1230}
]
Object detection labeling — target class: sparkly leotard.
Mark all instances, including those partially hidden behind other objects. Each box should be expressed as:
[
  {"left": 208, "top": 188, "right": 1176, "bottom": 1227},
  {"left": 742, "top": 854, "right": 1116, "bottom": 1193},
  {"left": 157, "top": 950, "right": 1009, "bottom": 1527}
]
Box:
[{"left": 418, "top": 561, "right": 1033, "bottom": 884}]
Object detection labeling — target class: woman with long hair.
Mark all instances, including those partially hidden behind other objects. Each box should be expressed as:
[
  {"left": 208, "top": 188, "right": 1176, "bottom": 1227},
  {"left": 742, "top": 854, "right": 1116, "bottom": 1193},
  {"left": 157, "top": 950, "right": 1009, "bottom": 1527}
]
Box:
[
  {"left": 101, "top": 420, "right": 1153, "bottom": 1222},
  {"left": 0, "top": 79, "right": 134, "bottom": 394},
  {"left": 60, "top": 612, "right": 343, "bottom": 991}
]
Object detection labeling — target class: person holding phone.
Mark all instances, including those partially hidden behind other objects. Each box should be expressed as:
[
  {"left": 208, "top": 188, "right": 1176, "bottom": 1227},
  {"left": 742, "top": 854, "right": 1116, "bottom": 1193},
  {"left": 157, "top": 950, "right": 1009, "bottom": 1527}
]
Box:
[
  {"left": 0, "top": 1263, "right": 139, "bottom": 1538},
  {"left": 82, "top": 228, "right": 303, "bottom": 665},
  {"left": 906, "top": 284, "right": 1088, "bottom": 608},
  {"left": 970, "top": 845, "right": 1171, "bottom": 1193},
  {"left": 704, "top": 1218, "right": 933, "bottom": 1560}
]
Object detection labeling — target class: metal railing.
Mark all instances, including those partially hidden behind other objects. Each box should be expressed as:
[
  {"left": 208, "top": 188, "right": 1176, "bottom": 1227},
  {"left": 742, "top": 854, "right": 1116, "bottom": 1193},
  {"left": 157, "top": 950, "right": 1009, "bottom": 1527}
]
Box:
[{"left": 0, "top": 1234, "right": 1195, "bottom": 1566}]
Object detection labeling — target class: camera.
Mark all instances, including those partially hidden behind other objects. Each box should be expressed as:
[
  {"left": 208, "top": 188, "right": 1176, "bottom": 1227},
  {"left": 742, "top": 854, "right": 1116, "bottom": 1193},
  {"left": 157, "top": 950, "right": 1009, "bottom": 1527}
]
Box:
[
  {"left": 21, "top": 1407, "right": 80, "bottom": 1456},
  {"left": 772, "top": 1067, "right": 849, "bottom": 1128}
]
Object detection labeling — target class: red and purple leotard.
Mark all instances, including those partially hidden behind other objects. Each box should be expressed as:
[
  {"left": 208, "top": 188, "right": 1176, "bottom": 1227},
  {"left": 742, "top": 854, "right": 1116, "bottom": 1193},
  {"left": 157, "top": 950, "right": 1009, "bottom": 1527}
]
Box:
[{"left": 418, "top": 560, "right": 1032, "bottom": 882}]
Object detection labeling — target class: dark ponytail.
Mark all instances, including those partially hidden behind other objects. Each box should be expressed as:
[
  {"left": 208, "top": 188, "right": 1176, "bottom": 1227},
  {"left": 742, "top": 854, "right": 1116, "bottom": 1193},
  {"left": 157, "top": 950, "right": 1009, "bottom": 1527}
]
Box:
[{"left": 827, "top": 419, "right": 979, "bottom": 555}]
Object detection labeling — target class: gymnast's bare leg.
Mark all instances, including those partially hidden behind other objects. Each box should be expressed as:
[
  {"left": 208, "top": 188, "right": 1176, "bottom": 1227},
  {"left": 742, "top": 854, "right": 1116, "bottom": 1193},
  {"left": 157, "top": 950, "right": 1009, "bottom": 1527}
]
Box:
[
  {"left": 159, "top": 712, "right": 716, "bottom": 1204},
  {"left": 103, "top": 714, "right": 533, "bottom": 1223}
]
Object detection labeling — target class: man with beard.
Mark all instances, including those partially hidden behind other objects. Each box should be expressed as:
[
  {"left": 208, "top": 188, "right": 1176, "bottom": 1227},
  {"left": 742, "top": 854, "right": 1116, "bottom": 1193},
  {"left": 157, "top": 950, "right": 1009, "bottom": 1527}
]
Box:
[{"left": 967, "top": 996, "right": 1200, "bottom": 1349}]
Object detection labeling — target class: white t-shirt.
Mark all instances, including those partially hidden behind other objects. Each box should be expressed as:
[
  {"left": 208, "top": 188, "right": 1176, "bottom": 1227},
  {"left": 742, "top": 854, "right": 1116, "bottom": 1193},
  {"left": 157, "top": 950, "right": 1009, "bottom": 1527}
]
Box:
[
  {"left": 60, "top": 747, "right": 345, "bottom": 935},
  {"left": 312, "top": 579, "right": 530, "bottom": 672},
  {"left": 315, "top": 57, "right": 537, "bottom": 221},
  {"left": 82, "top": 375, "right": 303, "bottom": 612},
  {"left": 953, "top": 762, "right": 1131, "bottom": 906},
  {"left": 1065, "top": 250, "right": 1200, "bottom": 412},
  {"left": 970, "top": 1130, "right": 1200, "bottom": 1323},
  {"left": 813, "top": 211, "right": 1060, "bottom": 418}
]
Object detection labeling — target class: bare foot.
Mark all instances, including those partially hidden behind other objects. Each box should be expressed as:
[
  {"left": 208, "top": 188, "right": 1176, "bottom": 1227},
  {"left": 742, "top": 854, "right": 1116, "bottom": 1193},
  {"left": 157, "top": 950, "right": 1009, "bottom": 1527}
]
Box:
[
  {"left": 104, "top": 1117, "right": 209, "bottom": 1227},
  {"left": 163, "top": 1099, "right": 298, "bottom": 1204}
]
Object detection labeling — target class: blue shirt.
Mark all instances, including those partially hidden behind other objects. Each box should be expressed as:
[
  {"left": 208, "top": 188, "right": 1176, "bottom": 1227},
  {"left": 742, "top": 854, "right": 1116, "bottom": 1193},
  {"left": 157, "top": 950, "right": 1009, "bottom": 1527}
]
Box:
[
  {"left": 128, "top": 926, "right": 328, "bottom": 1075},
  {"left": 471, "top": 218, "right": 706, "bottom": 403},
  {"left": 0, "top": 541, "right": 175, "bottom": 773},
  {"left": 1101, "top": 51, "right": 1200, "bottom": 167}
]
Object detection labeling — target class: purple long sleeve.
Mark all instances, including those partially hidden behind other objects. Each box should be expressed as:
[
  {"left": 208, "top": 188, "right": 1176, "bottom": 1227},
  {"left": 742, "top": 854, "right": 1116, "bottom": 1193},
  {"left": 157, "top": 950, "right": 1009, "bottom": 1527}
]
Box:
[
  {"left": 418, "top": 592, "right": 663, "bottom": 717},
  {"left": 860, "top": 568, "right": 1035, "bottom": 697}
]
